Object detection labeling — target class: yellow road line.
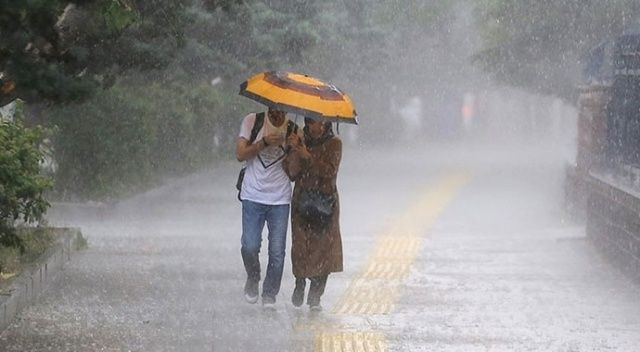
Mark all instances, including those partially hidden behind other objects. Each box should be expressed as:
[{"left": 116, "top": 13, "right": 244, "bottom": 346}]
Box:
[
  {"left": 315, "top": 331, "right": 387, "bottom": 352},
  {"left": 332, "top": 172, "right": 471, "bottom": 316},
  {"left": 312, "top": 171, "right": 472, "bottom": 352}
]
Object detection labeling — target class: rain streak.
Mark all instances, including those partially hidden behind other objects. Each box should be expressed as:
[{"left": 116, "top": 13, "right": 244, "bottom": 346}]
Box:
[{"left": 1, "top": 1, "right": 640, "bottom": 351}]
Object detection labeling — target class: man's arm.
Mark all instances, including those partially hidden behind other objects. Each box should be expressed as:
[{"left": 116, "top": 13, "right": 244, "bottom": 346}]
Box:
[{"left": 236, "top": 137, "right": 267, "bottom": 162}]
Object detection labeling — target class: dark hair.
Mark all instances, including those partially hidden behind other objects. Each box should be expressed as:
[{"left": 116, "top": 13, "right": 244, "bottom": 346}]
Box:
[
  {"left": 304, "top": 117, "right": 332, "bottom": 132},
  {"left": 303, "top": 119, "right": 334, "bottom": 147}
]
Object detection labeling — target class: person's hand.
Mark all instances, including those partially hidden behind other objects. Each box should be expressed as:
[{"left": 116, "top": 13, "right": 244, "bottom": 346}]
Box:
[
  {"left": 287, "top": 133, "right": 301, "bottom": 147},
  {"left": 287, "top": 138, "right": 306, "bottom": 155},
  {"left": 263, "top": 132, "right": 285, "bottom": 146},
  {"left": 296, "top": 144, "right": 311, "bottom": 159}
]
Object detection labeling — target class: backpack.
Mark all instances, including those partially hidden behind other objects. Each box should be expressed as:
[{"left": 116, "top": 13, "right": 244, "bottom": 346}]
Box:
[{"left": 236, "top": 112, "right": 298, "bottom": 201}]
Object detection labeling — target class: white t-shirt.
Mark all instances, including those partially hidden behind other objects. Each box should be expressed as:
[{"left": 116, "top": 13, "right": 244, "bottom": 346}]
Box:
[{"left": 238, "top": 112, "right": 292, "bottom": 205}]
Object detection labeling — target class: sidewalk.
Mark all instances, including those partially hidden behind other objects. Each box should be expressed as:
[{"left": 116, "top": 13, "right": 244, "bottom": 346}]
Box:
[{"left": 0, "top": 145, "right": 639, "bottom": 351}]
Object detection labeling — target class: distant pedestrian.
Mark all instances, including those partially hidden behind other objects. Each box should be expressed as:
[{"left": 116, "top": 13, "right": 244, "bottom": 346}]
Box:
[
  {"left": 284, "top": 117, "right": 343, "bottom": 311},
  {"left": 235, "top": 107, "right": 299, "bottom": 308}
]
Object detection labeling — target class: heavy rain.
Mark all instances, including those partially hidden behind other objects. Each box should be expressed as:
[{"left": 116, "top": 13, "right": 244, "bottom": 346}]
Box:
[{"left": 1, "top": 1, "right": 640, "bottom": 351}]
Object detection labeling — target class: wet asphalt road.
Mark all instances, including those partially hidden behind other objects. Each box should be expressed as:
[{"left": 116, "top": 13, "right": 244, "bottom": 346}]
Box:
[{"left": 1, "top": 143, "right": 639, "bottom": 351}]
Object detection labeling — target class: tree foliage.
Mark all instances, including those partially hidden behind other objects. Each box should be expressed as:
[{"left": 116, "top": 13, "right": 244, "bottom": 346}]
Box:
[
  {"left": 474, "top": 0, "right": 640, "bottom": 100},
  {"left": 0, "top": 0, "right": 191, "bottom": 106},
  {"left": 49, "top": 68, "right": 240, "bottom": 199},
  {"left": 0, "top": 100, "right": 52, "bottom": 250},
  {"left": 3, "top": 0, "right": 462, "bottom": 200}
]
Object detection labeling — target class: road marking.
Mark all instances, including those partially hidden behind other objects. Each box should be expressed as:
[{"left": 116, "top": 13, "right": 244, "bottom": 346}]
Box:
[
  {"left": 315, "top": 331, "right": 386, "bottom": 352},
  {"left": 310, "top": 171, "right": 471, "bottom": 352},
  {"left": 332, "top": 172, "right": 471, "bottom": 316}
]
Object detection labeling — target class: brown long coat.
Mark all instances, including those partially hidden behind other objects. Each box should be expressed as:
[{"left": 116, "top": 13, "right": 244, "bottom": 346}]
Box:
[{"left": 283, "top": 137, "right": 343, "bottom": 278}]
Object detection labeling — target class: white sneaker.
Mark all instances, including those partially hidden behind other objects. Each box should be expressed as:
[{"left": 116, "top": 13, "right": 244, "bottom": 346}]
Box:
[
  {"left": 244, "top": 278, "right": 259, "bottom": 304},
  {"left": 244, "top": 293, "right": 258, "bottom": 304},
  {"left": 262, "top": 296, "right": 276, "bottom": 310},
  {"left": 309, "top": 304, "right": 322, "bottom": 312}
]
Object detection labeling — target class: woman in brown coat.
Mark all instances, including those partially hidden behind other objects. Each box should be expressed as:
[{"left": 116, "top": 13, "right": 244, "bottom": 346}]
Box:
[{"left": 283, "top": 117, "right": 343, "bottom": 311}]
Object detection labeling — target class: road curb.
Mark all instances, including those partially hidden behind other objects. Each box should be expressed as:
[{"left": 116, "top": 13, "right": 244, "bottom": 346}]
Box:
[{"left": 0, "top": 228, "right": 82, "bottom": 333}]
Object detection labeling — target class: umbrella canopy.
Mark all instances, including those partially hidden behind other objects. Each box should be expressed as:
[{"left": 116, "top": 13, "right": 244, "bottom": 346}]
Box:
[{"left": 239, "top": 71, "right": 357, "bottom": 124}]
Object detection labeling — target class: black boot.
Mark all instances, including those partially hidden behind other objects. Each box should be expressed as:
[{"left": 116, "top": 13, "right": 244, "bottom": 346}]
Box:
[
  {"left": 307, "top": 274, "right": 328, "bottom": 311},
  {"left": 292, "top": 277, "right": 306, "bottom": 307}
]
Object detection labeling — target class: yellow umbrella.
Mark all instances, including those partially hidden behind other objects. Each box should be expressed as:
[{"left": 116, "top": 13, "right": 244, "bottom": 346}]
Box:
[{"left": 239, "top": 71, "right": 358, "bottom": 124}]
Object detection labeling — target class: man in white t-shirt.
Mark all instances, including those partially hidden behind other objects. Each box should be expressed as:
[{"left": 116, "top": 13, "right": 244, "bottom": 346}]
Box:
[{"left": 236, "top": 107, "right": 298, "bottom": 308}]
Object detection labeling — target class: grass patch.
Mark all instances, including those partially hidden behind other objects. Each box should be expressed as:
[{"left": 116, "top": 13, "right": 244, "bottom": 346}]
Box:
[{"left": 0, "top": 227, "right": 86, "bottom": 286}]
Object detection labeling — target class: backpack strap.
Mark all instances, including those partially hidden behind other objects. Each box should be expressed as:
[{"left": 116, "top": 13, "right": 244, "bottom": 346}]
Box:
[
  {"left": 238, "top": 112, "right": 265, "bottom": 202},
  {"left": 248, "top": 112, "right": 265, "bottom": 144}
]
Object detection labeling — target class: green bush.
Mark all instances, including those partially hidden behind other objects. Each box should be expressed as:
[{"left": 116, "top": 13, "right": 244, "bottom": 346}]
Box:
[
  {"left": 0, "top": 228, "right": 58, "bottom": 278},
  {"left": 0, "top": 100, "right": 53, "bottom": 256},
  {"left": 0, "top": 245, "right": 20, "bottom": 277},
  {"left": 50, "top": 88, "right": 153, "bottom": 200},
  {"left": 49, "top": 70, "right": 245, "bottom": 200}
]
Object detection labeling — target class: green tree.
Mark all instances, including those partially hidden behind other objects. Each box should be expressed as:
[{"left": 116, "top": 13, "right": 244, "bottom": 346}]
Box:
[
  {"left": 0, "top": 0, "right": 192, "bottom": 106},
  {"left": 0, "top": 100, "right": 52, "bottom": 250},
  {"left": 474, "top": 0, "right": 640, "bottom": 100},
  {"left": 48, "top": 66, "right": 241, "bottom": 200},
  {"left": 15, "top": 0, "right": 463, "bottom": 200}
]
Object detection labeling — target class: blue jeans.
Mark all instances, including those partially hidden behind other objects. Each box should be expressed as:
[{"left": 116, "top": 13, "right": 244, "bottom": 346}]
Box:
[{"left": 241, "top": 200, "right": 289, "bottom": 299}]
